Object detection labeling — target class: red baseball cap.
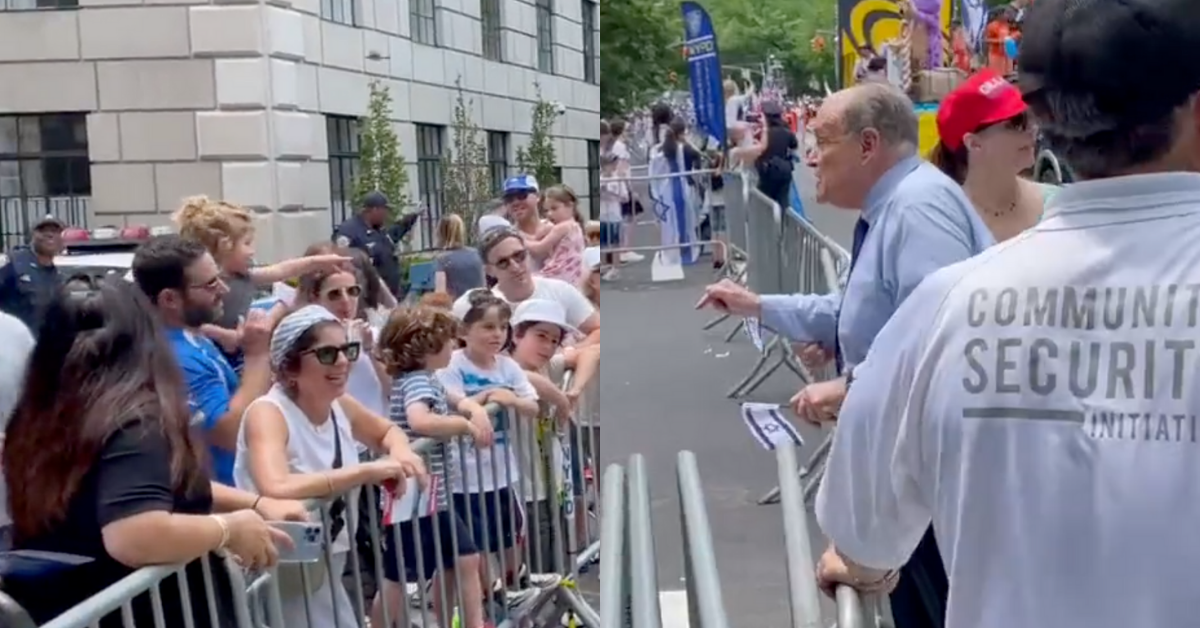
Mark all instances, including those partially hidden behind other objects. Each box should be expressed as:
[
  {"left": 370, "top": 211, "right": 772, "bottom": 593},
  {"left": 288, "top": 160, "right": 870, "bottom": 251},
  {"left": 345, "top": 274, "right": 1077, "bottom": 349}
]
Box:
[{"left": 936, "top": 70, "right": 1027, "bottom": 151}]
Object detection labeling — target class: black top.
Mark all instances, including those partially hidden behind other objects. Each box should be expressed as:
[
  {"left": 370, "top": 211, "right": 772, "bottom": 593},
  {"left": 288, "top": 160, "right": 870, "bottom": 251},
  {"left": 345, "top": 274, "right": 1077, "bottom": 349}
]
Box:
[
  {"left": 3, "top": 421, "right": 236, "bottom": 628},
  {"left": 334, "top": 214, "right": 402, "bottom": 296}
]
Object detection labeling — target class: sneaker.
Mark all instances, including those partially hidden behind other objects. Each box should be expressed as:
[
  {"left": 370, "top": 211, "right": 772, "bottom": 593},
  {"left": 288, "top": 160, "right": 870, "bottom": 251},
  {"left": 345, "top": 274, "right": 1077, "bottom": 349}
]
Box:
[
  {"left": 619, "top": 251, "right": 644, "bottom": 263},
  {"left": 601, "top": 268, "right": 620, "bottom": 282}
]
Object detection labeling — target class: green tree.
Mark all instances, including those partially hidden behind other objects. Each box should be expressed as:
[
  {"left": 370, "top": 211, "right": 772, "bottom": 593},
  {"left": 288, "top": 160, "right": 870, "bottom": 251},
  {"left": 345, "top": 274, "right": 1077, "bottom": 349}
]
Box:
[
  {"left": 515, "top": 83, "right": 561, "bottom": 188},
  {"left": 600, "top": 0, "right": 682, "bottom": 116},
  {"left": 705, "top": 0, "right": 837, "bottom": 94},
  {"left": 440, "top": 78, "right": 492, "bottom": 242},
  {"left": 353, "top": 80, "right": 410, "bottom": 220}
]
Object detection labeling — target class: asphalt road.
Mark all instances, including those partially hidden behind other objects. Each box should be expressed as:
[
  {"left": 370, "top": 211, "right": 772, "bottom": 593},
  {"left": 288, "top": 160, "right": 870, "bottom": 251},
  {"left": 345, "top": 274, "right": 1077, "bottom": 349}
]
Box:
[{"left": 593, "top": 167, "right": 860, "bottom": 626}]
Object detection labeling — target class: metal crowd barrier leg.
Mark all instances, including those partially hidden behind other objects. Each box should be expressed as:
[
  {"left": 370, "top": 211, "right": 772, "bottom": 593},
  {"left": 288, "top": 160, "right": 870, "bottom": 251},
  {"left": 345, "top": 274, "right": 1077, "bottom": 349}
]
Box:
[
  {"left": 758, "top": 430, "right": 834, "bottom": 506},
  {"left": 676, "top": 452, "right": 730, "bottom": 628},
  {"left": 626, "top": 455, "right": 661, "bottom": 628},
  {"left": 598, "top": 465, "right": 628, "bottom": 628},
  {"left": 774, "top": 443, "right": 824, "bottom": 628}
]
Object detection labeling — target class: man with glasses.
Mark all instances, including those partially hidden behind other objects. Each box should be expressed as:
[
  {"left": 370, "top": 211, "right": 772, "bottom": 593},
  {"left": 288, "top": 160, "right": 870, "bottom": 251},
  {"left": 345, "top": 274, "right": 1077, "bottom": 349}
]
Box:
[
  {"left": 464, "top": 228, "right": 599, "bottom": 347},
  {"left": 0, "top": 216, "right": 66, "bottom": 335},
  {"left": 133, "top": 235, "right": 273, "bottom": 485},
  {"left": 503, "top": 175, "right": 548, "bottom": 265}
]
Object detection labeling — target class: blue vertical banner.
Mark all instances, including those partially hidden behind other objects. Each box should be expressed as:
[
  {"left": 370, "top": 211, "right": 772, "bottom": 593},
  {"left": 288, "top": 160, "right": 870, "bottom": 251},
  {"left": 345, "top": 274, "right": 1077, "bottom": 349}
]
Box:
[{"left": 681, "top": 2, "right": 725, "bottom": 147}]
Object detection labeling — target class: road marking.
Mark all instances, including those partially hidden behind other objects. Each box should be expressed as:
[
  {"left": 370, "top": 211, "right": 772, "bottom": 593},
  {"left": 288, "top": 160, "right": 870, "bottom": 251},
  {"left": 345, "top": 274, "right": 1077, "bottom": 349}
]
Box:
[{"left": 659, "top": 590, "right": 690, "bottom": 628}]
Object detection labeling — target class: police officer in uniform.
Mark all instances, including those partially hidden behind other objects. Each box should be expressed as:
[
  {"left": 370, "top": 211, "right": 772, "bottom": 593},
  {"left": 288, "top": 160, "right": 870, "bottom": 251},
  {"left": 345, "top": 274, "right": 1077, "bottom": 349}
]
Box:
[
  {"left": 0, "top": 216, "right": 65, "bottom": 335},
  {"left": 333, "top": 191, "right": 420, "bottom": 297}
]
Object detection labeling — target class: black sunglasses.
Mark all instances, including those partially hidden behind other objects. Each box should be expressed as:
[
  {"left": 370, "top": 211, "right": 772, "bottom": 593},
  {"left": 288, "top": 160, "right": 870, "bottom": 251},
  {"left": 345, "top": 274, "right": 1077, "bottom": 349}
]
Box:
[
  {"left": 979, "top": 110, "right": 1031, "bottom": 133},
  {"left": 505, "top": 191, "right": 532, "bottom": 202},
  {"left": 491, "top": 248, "right": 529, "bottom": 271},
  {"left": 304, "top": 342, "right": 361, "bottom": 365}
]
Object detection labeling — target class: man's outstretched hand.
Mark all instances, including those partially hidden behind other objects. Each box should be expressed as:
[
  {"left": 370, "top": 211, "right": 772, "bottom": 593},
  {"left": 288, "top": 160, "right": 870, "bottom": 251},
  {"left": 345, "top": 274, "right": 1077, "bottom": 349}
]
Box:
[{"left": 696, "top": 279, "right": 762, "bottom": 318}]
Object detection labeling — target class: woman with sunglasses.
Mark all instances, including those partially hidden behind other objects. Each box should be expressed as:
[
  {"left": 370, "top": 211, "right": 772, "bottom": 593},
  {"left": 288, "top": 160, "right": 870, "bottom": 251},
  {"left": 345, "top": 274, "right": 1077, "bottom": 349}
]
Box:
[
  {"left": 234, "top": 305, "right": 422, "bottom": 628},
  {"left": 930, "top": 70, "right": 1057, "bottom": 242}
]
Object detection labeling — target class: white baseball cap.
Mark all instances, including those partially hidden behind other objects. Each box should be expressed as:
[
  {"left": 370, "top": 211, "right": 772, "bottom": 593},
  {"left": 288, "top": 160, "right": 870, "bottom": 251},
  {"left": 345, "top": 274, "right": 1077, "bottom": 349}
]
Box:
[
  {"left": 450, "top": 288, "right": 491, "bottom": 321},
  {"left": 477, "top": 214, "right": 512, "bottom": 235},
  {"left": 511, "top": 299, "right": 580, "bottom": 337}
]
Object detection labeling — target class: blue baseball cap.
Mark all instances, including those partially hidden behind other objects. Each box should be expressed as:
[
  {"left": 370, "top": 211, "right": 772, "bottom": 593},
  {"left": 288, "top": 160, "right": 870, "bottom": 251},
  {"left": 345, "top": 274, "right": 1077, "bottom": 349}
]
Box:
[{"left": 503, "top": 174, "right": 539, "bottom": 196}]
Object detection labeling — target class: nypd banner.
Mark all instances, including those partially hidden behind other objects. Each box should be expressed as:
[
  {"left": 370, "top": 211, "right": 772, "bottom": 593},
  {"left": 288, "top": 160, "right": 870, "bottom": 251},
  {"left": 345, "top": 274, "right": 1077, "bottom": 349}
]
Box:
[{"left": 681, "top": 1, "right": 725, "bottom": 147}]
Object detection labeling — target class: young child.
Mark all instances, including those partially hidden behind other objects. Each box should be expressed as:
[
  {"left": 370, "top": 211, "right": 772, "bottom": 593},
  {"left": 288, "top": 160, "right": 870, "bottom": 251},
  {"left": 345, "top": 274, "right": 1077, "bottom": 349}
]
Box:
[
  {"left": 525, "top": 185, "right": 586, "bottom": 285},
  {"left": 508, "top": 299, "right": 592, "bottom": 575},
  {"left": 372, "top": 306, "right": 496, "bottom": 628},
  {"left": 438, "top": 289, "right": 547, "bottom": 609},
  {"left": 174, "top": 196, "right": 348, "bottom": 368},
  {"left": 598, "top": 124, "right": 627, "bottom": 281}
]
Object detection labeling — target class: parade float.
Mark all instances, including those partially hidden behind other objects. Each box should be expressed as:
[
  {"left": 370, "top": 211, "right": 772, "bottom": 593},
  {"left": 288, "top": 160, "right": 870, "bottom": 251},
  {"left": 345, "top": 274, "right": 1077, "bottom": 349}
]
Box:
[{"left": 837, "top": 0, "right": 965, "bottom": 155}]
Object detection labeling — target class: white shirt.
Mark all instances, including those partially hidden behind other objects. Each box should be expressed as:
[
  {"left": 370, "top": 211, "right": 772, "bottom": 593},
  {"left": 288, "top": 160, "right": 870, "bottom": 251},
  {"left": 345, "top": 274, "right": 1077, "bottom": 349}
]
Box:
[
  {"left": 817, "top": 173, "right": 1200, "bottom": 628},
  {"left": 437, "top": 350, "right": 537, "bottom": 493},
  {"left": 495, "top": 276, "right": 595, "bottom": 334},
  {"left": 345, "top": 325, "right": 386, "bottom": 454},
  {"left": 0, "top": 313, "right": 34, "bottom": 528}
]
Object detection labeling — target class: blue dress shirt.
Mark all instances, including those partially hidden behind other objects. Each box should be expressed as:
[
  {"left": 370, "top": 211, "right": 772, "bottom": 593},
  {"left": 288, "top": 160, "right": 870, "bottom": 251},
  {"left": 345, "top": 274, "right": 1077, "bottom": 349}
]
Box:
[{"left": 759, "top": 154, "right": 994, "bottom": 370}]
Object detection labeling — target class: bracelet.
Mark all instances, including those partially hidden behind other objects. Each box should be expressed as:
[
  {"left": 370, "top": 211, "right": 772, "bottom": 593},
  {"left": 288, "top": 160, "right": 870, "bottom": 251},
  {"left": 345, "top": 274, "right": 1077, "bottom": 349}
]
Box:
[
  {"left": 251, "top": 495, "right": 262, "bottom": 512},
  {"left": 209, "top": 514, "right": 231, "bottom": 552}
]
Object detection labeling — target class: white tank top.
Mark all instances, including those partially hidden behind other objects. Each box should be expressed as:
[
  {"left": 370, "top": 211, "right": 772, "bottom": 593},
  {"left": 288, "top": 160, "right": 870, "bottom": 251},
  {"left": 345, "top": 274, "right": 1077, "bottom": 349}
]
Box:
[{"left": 233, "top": 384, "right": 360, "bottom": 550}]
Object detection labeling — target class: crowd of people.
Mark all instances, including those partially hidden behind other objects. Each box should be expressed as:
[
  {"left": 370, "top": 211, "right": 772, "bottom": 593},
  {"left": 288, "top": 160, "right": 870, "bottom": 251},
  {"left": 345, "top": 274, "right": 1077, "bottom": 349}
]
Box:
[
  {"left": 0, "top": 174, "right": 601, "bottom": 627},
  {"left": 700, "top": 0, "right": 1200, "bottom": 626}
]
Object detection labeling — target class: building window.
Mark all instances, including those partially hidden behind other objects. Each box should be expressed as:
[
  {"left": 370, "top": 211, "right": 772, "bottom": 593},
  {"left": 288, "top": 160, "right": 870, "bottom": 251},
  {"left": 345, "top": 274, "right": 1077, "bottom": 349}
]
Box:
[
  {"left": 587, "top": 140, "right": 600, "bottom": 219},
  {"left": 1, "top": 0, "right": 77, "bottom": 9},
  {"left": 487, "top": 132, "right": 509, "bottom": 195},
  {"left": 415, "top": 124, "right": 445, "bottom": 245},
  {"left": 326, "top": 115, "right": 360, "bottom": 228},
  {"left": 481, "top": 0, "right": 503, "bottom": 62},
  {"left": 582, "top": 0, "right": 597, "bottom": 84},
  {"left": 535, "top": 0, "right": 554, "bottom": 73},
  {"left": 319, "top": 0, "right": 356, "bottom": 25},
  {"left": 0, "top": 113, "right": 90, "bottom": 248},
  {"left": 411, "top": 0, "right": 438, "bottom": 46}
]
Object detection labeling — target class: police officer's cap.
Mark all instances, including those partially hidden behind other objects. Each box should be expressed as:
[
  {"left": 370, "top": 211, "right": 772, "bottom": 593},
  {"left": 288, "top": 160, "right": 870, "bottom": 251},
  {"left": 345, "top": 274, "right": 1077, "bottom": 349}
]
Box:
[
  {"left": 362, "top": 191, "right": 389, "bottom": 209},
  {"left": 1018, "top": 0, "right": 1200, "bottom": 138}
]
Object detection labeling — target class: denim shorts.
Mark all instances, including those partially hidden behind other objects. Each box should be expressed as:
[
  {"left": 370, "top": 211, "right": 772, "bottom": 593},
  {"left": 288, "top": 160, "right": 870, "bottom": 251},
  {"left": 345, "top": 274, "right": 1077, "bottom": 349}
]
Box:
[{"left": 598, "top": 222, "right": 621, "bottom": 247}]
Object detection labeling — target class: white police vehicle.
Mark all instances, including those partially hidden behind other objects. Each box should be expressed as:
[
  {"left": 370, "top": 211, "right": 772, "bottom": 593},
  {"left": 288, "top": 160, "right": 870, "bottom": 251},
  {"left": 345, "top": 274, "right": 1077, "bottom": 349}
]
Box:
[{"left": 0, "top": 225, "right": 172, "bottom": 292}]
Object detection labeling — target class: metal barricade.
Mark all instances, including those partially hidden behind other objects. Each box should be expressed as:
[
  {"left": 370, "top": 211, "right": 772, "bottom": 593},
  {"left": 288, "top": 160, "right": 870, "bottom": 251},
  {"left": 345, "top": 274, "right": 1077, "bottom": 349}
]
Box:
[
  {"left": 1, "top": 367, "right": 601, "bottom": 628},
  {"left": 598, "top": 169, "right": 734, "bottom": 281},
  {"left": 597, "top": 444, "right": 893, "bottom": 628}
]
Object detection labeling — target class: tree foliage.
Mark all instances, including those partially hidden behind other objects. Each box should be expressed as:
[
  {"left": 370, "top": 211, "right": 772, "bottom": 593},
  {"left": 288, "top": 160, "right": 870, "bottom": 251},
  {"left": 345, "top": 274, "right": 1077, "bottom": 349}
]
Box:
[
  {"left": 515, "top": 83, "right": 561, "bottom": 189},
  {"left": 441, "top": 78, "right": 492, "bottom": 242},
  {"left": 353, "top": 80, "right": 410, "bottom": 220},
  {"left": 705, "top": 0, "right": 837, "bottom": 94},
  {"left": 599, "top": 0, "right": 683, "bottom": 116}
]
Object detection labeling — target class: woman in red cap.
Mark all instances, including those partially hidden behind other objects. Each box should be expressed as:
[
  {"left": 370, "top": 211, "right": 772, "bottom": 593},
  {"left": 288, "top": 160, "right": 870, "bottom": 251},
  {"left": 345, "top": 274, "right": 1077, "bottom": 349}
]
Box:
[{"left": 929, "top": 69, "right": 1056, "bottom": 242}]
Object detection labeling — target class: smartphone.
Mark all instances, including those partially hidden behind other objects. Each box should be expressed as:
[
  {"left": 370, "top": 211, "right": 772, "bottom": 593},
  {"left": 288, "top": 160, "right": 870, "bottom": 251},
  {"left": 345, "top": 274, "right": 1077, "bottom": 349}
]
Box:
[
  {"left": 270, "top": 521, "right": 325, "bottom": 564},
  {"left": 0, "top": 550, "right": 94, "bottom": 580}
]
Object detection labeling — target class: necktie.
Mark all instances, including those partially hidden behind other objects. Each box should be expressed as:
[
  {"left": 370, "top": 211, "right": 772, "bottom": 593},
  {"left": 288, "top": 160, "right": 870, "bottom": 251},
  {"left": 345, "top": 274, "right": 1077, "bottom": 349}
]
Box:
[{"left": 834, "top": 217, "right": 870, "bottom": 373}]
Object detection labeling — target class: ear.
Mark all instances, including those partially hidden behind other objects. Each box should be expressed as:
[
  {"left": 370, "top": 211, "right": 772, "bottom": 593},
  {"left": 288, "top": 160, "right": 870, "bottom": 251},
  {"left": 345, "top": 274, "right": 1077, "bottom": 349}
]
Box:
[
  {"left": 963, "top": 131, "right": 983, "bottom": 153},
  {"left": 859, "top": 128, "right": 882, "bottom": 164}
]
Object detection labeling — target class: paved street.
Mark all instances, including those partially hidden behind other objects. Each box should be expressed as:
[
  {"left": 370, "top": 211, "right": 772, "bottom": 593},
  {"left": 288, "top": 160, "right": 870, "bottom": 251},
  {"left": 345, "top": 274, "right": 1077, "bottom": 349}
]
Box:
[{"left": 594, "top": 169, "right": 858, "bottom": 626}]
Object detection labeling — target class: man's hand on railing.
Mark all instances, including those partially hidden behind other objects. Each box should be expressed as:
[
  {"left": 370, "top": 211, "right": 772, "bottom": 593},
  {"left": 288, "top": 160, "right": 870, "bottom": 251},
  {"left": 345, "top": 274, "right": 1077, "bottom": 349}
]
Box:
[
  {"left": 789, "top": 377, "right": 847, "bottom": 426},
  {"left": 793, "top": 342, "right": 834, "bottom": 369},
  {"left": 695, "top": 278, "right": 762, "bottom": 317},
  {"left": 816, "top": 545, "right": 900, "bottom": 598},
  {"left": 254, "top": 497, "right": 311, "bottom": 522}
]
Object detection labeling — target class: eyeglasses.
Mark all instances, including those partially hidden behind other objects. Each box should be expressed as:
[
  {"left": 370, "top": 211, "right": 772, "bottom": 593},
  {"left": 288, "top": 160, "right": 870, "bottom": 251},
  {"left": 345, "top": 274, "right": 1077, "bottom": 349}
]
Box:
[
  {"left": 189, "top": 275, "right": 225, "bottom": 293},
  {"left": 491, "top": 248, "right": 529, "bottom": 271},
  {"left": 323, "top": 285, "right": 362, "bottom": 301},
  {"left": 304, "top": 342, "right": 361, "bottom": 365}
]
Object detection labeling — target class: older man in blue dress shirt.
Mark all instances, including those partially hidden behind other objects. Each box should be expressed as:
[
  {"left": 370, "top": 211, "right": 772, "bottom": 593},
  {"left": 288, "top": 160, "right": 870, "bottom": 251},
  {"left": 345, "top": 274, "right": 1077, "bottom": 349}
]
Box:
[{"left": 699, "top": 82, "right": 993, "bottom": 628}]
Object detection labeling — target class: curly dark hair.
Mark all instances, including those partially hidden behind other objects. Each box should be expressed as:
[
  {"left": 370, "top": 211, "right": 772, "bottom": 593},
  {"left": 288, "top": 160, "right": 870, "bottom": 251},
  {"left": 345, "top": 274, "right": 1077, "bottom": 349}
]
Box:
[{"left": 377, "top": 306, "right": 459, "bottom": 375}]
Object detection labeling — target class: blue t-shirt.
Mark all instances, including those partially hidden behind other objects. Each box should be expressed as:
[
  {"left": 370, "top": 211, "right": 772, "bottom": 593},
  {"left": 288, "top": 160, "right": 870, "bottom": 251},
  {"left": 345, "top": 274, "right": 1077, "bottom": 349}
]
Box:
[{"left": 167, "top": 327, "right": 238, "bottom": 484}]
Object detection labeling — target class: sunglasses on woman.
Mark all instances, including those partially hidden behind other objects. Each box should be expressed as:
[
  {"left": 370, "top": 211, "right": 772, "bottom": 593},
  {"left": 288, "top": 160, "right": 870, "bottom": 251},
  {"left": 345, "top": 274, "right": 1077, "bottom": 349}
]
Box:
[
  {"left": 323, "top": 285, "right": 362, "bottom": 301},
  {"left": 304, "top": 342, "right": 361, "bottom": 365}
]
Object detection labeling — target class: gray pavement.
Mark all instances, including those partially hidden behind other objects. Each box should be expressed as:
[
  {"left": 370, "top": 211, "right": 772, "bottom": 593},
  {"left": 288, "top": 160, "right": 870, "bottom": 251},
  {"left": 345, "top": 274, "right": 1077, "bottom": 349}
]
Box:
[{"left": 593, "top": 169, "right": 859, "bottom": 626}]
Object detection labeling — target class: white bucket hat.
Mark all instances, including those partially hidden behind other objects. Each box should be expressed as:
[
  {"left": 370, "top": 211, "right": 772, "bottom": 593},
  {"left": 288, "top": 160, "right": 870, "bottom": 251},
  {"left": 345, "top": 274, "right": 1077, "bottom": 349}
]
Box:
[{"left": 511, "top": 298, "right": 580, "bottom": 337}]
